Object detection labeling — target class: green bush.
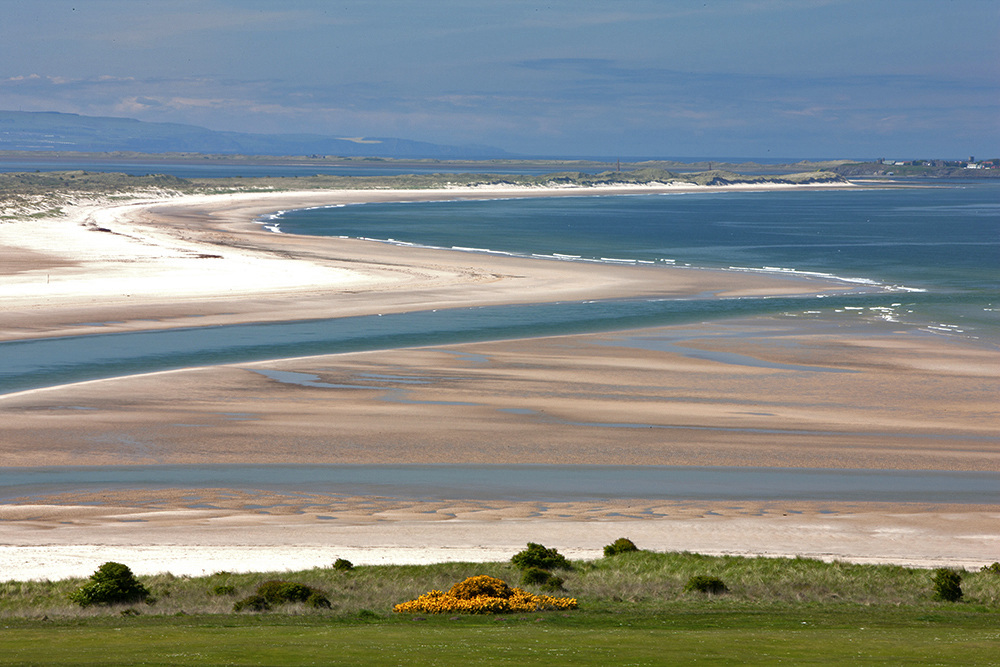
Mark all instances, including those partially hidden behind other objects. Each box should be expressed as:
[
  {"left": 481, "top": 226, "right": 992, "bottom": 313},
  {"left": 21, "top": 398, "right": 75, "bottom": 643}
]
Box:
[
  {"left": 68, "top": 562, "right": 150, "bottom": 607},
  {"left": 233, "top": 580, "right": 330, "bottom": 612},
  {"left": 511, "top": 543, "right": 572, "bottom": 571},
  {"left": 521, "top": 567, "right": 553, "bottom": 586},
  {"left": 520, "top": 566, "right": 567, "bottom": 591},
  {"left": 306, "top": 592, "right": 332, "bottom": 609},
  {"left": 932, "top": 569, "right": 963, "bottom": 602},
  {"left": 257, "top": 581, "right": 314, "bottom": 604},
  {"left": 333, "top": 558, "right": 354, "bottom": 572},
  {"left": 604, "top": 537, "right": 639, "bottom": 557},
  {"left": 209, "top": 584, "right": 236, "bottom": 597},
  {"left": 232, "top": 594, "right": 270, "bottom": 612},
  {"left": 684, "top": 575, "right": 729, "bottom": 595},
  {"left": 980, "top": 562, "right": 1000, "bottom": 575},
  {"left": 541, "top": 575, "right": 565, "bottom": 592}
]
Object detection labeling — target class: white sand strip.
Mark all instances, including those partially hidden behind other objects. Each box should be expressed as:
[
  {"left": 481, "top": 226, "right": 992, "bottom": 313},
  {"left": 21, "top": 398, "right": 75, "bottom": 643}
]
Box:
[{"left": 2, "top": 509, "right": 996, "bottom": 581}]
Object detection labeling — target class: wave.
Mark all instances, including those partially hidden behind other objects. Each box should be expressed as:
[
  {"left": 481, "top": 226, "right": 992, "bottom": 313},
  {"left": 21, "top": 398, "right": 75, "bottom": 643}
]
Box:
[{"left": 255, "top": 220, "right": 914, "bottom": 293}]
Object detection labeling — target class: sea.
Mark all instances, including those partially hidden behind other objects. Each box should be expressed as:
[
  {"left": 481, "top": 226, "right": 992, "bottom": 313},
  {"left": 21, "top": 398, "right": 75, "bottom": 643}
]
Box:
[{"left": 1, "top": 175, "right": 998, "bottom": 503}]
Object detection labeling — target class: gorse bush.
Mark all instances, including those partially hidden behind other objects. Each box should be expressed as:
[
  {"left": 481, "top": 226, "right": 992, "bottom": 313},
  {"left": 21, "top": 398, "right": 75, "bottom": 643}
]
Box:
[
  {"left": 68, "top": 562, "right": 150, "bottom": 607},
  {"left": 448, "top": 574, "right": 513, "bottom": 600},
  {"left": 511, "top": 543, "right": 572, "bottom": 571},
  {"left": 209, "top": 584, "right": 236, "bottom": 597},
  {"left": 684, "top": 575, "right": 729, "bottom": 595},
  {"left": 980, "top": 562, "right": 1000, "bottom": 575},
  {"left": 931, "top": 569, "right": 963, "bottom": 602},
  {"left": 604, "top": 538, "right": 639, "bottom": 557},
  {"left": 393, "top": 575, "right": 577, "bottom": 614}
]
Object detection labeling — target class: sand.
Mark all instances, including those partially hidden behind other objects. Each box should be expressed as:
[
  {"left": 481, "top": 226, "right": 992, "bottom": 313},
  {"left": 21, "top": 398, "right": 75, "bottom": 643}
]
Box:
[
  {"left": 0, "top": 183, "right": 851, "bottom": 341},
  {"left": 1, "top": 182, "right": 998, "bottom": 580}
]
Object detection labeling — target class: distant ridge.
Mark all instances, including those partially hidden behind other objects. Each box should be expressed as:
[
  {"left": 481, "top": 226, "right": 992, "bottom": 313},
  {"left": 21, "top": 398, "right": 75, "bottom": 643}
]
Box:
[{"left": 0, "top": 111, "right": 509, "bottom": 159}]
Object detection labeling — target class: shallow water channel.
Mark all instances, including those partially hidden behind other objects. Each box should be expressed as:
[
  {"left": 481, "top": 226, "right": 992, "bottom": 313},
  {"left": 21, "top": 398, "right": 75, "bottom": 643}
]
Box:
[{"left": 2, "top": 464, "right": 997, "bottom": 505}]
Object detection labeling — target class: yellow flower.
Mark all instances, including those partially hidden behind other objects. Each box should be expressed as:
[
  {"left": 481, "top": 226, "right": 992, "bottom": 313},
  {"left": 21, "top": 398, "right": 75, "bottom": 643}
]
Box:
[{"left": 394, "top": 576, "right": 578, "bottom": 614}]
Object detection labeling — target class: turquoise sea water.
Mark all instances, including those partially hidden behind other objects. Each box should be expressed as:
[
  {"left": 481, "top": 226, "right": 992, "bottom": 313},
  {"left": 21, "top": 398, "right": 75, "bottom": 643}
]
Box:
[
  {"left": 270, "top": 183, "right": 1000, "bottom": 340},
  {"left": 1, "top": 183, "right": 997, "bottom": 395}
]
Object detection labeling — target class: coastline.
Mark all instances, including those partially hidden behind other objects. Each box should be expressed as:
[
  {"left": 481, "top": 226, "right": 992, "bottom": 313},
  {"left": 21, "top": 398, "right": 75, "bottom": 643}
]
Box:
[
  {"left": 0, "top": 182, "right": 856, "bottom": 343},
  {"left": 3, "top": 499, "right": 997, "bottom": 580},
  {"left": 2, "top": 181, "right": 999, "bottom": 580}
]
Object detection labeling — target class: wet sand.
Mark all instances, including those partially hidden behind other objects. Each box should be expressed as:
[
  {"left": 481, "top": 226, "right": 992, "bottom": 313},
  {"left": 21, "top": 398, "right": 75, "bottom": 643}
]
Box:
[{"left": 1, "top": 184, "right": 998, "bottom": 579}]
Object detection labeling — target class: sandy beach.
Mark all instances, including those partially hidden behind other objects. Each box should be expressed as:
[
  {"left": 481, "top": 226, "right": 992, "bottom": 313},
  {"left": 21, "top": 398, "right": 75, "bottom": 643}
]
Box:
[
  {"left": 0, "top": 182, "right": 849, "bottom": 342},
  {"left": 2, "top": 182, "right": 998, "bottom": 580}
]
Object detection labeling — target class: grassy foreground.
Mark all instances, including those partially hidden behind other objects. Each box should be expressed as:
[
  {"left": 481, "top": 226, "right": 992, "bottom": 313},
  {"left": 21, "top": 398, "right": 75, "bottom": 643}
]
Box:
[
  {"left": 2, "top": 607, "right": 999, "bottom": 666},
  {"left": 2, "top": 551, "right": 999, "bottom": 664}
]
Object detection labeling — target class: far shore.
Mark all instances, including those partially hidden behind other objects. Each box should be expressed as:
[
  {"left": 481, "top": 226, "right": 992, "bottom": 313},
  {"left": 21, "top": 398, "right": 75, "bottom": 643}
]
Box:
[{"left": 2, "top": 180, "right": 998, "bottom": 581}]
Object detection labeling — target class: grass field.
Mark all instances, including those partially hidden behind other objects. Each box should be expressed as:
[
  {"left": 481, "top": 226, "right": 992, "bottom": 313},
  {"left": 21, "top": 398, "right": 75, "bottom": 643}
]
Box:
[
  {"left": 2, "top": 607, "right": 999, "bottom": 665},
  {"left": 2, "top": 551, "right": 998, "bottom": 664}
]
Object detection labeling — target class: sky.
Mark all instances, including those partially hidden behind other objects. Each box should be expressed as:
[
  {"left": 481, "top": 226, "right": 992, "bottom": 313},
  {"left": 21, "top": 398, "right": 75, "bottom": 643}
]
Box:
[{"left": 1, "top": 0, "right": 997, "bottom": 160}]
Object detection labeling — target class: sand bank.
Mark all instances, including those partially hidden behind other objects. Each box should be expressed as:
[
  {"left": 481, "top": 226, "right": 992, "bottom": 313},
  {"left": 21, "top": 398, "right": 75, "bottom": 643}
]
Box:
[
  {"left": 0, "top": 183, "right": 854, "bottom": 342},
  {"left": 3, "top": 318, "right": 999, "bottom": 470}
]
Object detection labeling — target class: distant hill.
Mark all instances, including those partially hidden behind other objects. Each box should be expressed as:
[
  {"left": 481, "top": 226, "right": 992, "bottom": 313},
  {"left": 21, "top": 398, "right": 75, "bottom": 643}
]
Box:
[{"left": 0, "top": 111, "right": 509, "bottom": 159}]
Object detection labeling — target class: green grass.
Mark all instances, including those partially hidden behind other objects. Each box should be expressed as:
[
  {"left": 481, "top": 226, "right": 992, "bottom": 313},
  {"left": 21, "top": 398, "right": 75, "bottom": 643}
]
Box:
[
  {"left": 2, "top": 552, "right": 999, "bottom": 664},
  {"left": 1, "top": 607, "right": 999, "bottom": 665}
]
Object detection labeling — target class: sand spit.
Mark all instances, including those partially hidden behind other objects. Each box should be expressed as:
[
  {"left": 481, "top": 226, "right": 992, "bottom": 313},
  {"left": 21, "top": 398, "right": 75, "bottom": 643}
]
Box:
[{"left": 0, "top": 183, "right": 855, "bottom": 342}]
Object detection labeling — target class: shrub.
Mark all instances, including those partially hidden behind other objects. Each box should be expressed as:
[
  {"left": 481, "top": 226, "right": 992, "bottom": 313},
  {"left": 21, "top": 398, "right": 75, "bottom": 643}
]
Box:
[
  {"left": 541, "top": 576, "right": 565, "bottom": 592},
  {"left": 519, "top": 567, "right": 566, "bottom": 592},
  {"left": 233, "top": 580, "right": 330, "bottom": 612},
  {"left": 511, "top": 543, "right": 571, "bottom": 571},
  {"left": 980, "top": 562, "right": 1000, "bottom": 575},
  {"left": 209, "top": 584, "right": 236, "bottom": 597},
  {"left": 932, "top": 569, "right": 963, "bottom": 602},
  {"left": 521, "top": 567, "right": 553, "bottom": 586},
  {"left": 69, "top": 562, "right": 150, "bottom": 607},
  {"left": 684, "top": 575, "right": 729, "bottom": 595},
  {"left": 604, "top": 537, "right": 639, "bottom": 557},
  {"left": 394, "top": 575, "right": 577, "bottom": 614},
  {"left": 306, "top": 592, "right": 332, "bottom": 609},
  {"left": 449, "top": 575, "right": 513, "bottom": 600},
  {"left": 256, "top": 581, "right": 313, "bottom": 605},
  {"left": 333, "top": 558, "right": 354, "bottom": 572},
  {"left": 232, "top": 594, "right": 270, "bottom": 612}
]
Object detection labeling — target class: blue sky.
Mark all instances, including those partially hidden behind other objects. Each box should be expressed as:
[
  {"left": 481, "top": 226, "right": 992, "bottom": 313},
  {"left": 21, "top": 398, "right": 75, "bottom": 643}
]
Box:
[{"left": 2, "top": 0, "right": 997, "bottom": 159}]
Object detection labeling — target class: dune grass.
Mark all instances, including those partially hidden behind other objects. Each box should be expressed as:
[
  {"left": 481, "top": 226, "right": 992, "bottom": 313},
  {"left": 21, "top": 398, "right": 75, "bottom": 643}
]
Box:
[{"left": 3, "top": 551, "right": 999, "bottom": 619}]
